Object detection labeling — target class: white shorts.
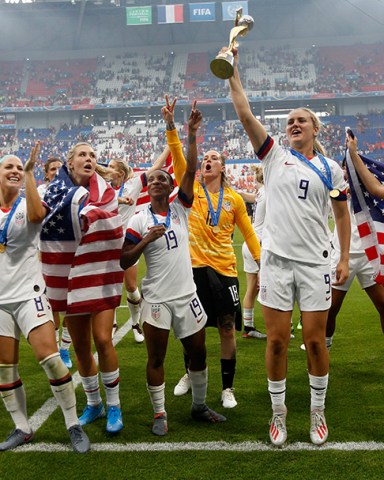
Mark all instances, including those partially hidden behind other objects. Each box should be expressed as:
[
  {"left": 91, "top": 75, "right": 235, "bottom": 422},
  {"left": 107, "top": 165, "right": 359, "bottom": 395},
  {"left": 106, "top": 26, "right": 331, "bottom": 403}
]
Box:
[
  {"left": 331, "top": 249, "right": 375, "bottom": 291},
  {"left": 141, "top": 292, "right": 207, "bottom": 339},
  {"left": 0, "top": 293, "right": 54, "bottom": 341},
  {"left": 258, "top": 250, "right": 331, "bottom": 311},
  {"left": 242, "top": 242, "right": 260, "bottom": 274}
]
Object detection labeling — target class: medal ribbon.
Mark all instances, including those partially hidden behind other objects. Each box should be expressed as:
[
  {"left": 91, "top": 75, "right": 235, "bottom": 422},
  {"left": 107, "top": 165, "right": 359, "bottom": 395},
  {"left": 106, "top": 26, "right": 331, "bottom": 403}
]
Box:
[
  {"left": 149, "top": 205, "right": 171, "bottom": 229},
  {"left": 0, "top": 196, "right": 21, "bottom": 246},
  {"left": 202, "top": 183, "right": 224, "bottom": 227},
  {"left": 290, "top": 148, "right": 334, "bottom": 192}
]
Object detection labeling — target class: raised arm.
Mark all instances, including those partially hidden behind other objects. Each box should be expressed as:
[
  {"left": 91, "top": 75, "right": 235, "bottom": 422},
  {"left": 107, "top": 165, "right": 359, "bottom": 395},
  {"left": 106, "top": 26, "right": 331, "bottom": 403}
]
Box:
[
  {"left": 162, "top": 96, "right": 186, "bottom": 185},
  {"left": 227, "top": 49, "right": 268, "bottom": 154},
  {"left": 179, "top": 100, "right": 201, "bottom": 201},
  {"left": 24, "top": 141, "right": 48, "bottom": 223},
  {"left": 348, "top": 134, "right": 384, "bottom": 199}
]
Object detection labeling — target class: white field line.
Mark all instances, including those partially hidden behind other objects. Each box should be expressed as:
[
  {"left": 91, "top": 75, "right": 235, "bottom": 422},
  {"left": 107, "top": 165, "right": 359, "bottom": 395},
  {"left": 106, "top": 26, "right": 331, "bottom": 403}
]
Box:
[
  {"left": 29, "top": 315, "right": 132, "bottom": 432},
  {"left": 15, "top": 440, "right": 384, "bottom": 453}
]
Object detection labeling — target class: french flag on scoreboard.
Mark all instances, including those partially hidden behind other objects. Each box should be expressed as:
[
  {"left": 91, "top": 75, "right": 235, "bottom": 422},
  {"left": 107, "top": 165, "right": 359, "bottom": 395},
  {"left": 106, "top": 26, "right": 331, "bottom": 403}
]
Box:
[{"left": 157, "top": 4, "right": 184, "bottom": 24}]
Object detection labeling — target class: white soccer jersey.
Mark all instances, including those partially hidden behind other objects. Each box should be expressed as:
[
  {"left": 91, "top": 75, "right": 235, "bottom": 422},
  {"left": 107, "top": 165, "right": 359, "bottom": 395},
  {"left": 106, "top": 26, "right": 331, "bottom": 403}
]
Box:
[
  {"left": 114, "top": 174, "right": 145, "bottom": 229},
  {"left": 259, "top": 138, "right": 346, "bottom": 265},
  {"left": 0, "top": 199, "right": 46, "bottom": 303},
  {"left": 126, "top": 196, "right": 196, "bottom": 303},
  {"left": 332, "top": 194, "right": 363, "bottom": 254}
]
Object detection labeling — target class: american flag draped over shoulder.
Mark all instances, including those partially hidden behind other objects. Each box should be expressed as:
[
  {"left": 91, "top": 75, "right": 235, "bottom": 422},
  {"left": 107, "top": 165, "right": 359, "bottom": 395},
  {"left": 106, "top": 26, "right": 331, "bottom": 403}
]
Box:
[
  {"left": 40, "top": 164, "right": 124, "bottom": 314},
  {"left": 134, "top": 152, "right": 178, "bottom": 212},
  {"left": 346, "top": 151, "right": 384, "bottom": 285}
]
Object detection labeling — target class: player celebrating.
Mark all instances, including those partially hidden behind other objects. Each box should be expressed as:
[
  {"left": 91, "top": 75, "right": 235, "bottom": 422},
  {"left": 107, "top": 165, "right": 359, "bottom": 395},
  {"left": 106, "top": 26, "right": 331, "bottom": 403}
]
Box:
[
  {"left": 120, "top": 101, "right": 226, "bottom": 436},
  {"left": 227, "top": 47, "right": 350, "bottom": 446},
  {"left": 0, "top": 145, "right": 89, "bottom": 453}
]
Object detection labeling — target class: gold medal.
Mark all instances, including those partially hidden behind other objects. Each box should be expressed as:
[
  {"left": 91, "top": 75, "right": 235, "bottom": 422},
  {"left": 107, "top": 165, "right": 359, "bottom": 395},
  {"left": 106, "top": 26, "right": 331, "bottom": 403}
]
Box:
[
  {"left": 330, "top": 189, "right": 340, "bottom": 199},
  {"left": 212, "top": 226, "right": 220, "bottom": 233},
  {"left": 0, "top": 244, "right": 6, "bottom": 253}
]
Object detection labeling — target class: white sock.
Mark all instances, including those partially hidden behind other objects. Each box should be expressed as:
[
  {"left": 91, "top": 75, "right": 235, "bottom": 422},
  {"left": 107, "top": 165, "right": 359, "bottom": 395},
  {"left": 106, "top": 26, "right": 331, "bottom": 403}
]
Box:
[
  {"left": 80, "top": 373, "right": 102, "bottom": 407},
  {"left": 268, "top": 378, "right": 286, "bottom": 411},
  {"left": 189, "top": 368, "right": 207, "bottom": 408},
  {"left": 127, "top": 288, "right": 141, "bottom": 326},
  {"left": 243, "top": 308, "right": 254, "bottom": 328},
  {"left": 60, "top": 327, "right": 72, "bottom": 351},
  {"left": 147, "top": 383, "right": 165, "bottom": 414},
  {"left": 325, "top": 336, "right": 333, "bottom": 348},
  {"left": 101, "top": 369, "right": 120, "bottom": 407},
  {"left": 309, "top": 373, "right": 328, "bottom": 411},
  {"left": 40, "top": 353, "right": 78, "bottom": 429},
  {"left": 0, "top": 364, "right": 31, "bottom": 433}
]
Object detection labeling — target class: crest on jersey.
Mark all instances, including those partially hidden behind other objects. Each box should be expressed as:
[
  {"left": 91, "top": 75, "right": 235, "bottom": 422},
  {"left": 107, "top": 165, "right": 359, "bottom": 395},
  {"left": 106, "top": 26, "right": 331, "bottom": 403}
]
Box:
[
  {"left": 151, "top": 304, "right": 161, "bottom": 320},
  {"left": 224, "top": 201, "right": 232, "bottom": 212},
  {"left": 15, "top": 211, "right": 25, "bottom": 225}
]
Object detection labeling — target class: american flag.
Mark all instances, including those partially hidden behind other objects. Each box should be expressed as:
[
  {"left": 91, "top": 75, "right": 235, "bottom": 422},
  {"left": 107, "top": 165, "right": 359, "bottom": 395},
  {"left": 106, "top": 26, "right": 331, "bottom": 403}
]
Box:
[
  {"left": 134, "top": 152, "right": 178, "bottom": 212},
  {"left": 40, "top": 164, "right": 124, "bottom": 314},
  {"left": 346, "top": 151, "right": 384, "bottom": 285}
]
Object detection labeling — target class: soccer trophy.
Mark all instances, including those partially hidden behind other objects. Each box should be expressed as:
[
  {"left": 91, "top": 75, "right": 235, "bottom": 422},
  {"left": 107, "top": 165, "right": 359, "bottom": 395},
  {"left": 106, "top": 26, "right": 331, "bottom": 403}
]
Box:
[{"left": 210, "top": 7, "right": 254, "bottom": 80}]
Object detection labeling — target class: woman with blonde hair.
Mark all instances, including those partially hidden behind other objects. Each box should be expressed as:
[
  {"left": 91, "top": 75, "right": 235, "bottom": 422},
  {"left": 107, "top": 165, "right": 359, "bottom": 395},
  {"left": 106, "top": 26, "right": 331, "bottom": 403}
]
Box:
[
  {"left": 40, "top": 142, "right": 125, "bottom": 434},
  {"left": 227, "top": 47, "right": 350, "bottom": 446}
]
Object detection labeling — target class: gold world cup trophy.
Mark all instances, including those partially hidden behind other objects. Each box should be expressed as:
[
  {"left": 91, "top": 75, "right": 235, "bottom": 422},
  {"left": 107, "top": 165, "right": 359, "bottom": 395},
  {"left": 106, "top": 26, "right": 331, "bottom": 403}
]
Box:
[{"left": 210, "top": 7, "right": 254, "bottom": 80}]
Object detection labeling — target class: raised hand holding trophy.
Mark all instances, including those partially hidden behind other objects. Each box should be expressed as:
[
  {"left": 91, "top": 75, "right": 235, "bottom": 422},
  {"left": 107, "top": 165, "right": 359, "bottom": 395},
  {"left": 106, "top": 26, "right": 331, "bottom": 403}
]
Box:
[{"left": 210, "top": 7, "right": 254, "bottom": 80}]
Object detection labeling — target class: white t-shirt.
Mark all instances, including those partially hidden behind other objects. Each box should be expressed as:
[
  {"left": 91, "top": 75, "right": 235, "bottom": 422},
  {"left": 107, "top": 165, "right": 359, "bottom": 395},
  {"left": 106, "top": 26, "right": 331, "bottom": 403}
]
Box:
[
  {"left": 0, "top": 198, "right": 46, "bottom": 303},
  {"left": 37, "top": 183, "right": 47, "bottom": 200},
  {"left": 114, "top": 174, "right": 145, "bottom": 229},
  {"left": 126, "top": 196, "right": 196, "bottom": 303},
  {"left": 260, "top": 138, "right": 346, "bottom": 265}
]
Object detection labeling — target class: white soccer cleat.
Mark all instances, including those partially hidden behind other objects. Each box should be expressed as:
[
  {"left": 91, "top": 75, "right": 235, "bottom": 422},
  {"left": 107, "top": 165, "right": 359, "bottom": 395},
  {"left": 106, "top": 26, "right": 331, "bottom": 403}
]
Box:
[
  {"left": 173, "top": 373, "right": 191, "bottom": 396},
  {"left": 132, "top": 323, "right": 144, "bottom": 343},
  {"left": 310, "top": 409, "right": 328, "bottom": 445},
  {"left": 269, "top": 407, "right": 287, "bottom": 447},
  {"left": 221, "top": 388, "right": 238, "bottom": 408}
]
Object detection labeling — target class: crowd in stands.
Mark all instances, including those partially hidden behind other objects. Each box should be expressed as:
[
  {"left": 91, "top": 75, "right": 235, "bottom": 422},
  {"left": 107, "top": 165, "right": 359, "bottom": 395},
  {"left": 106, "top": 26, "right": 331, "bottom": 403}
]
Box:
[
  {"left": 2, "top": 110, "right": 384, "bottom": 190},
  {"left": 1, "top": 42, "right": 384, "bottom": 108}
]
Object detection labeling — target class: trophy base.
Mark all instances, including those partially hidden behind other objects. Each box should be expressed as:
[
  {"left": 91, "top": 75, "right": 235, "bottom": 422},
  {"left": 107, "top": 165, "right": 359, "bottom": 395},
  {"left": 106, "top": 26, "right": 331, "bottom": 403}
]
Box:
[{"left": 210, "top": 55, "right": 234, "bottom": 80}]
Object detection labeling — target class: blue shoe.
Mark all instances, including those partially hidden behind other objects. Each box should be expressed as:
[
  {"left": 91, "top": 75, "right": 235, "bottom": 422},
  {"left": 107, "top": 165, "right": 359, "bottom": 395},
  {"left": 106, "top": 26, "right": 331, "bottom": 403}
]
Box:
[
  {"left": 79, "top": 403, "right": 105, "bottom": 426},
  {"left": 59, "top": 348, "right": 72, "bottom": 369},
  {"left": 106, "top": 406, "right": 123, "bottom": 433}
]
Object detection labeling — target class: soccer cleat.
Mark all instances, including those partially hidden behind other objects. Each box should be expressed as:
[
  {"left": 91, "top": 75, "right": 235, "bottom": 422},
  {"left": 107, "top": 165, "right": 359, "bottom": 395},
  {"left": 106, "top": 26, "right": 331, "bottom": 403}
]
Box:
[
  {"left": 221, "top": 388, "right": 238, "bottom": 408},
  {"left": 59, "top": 348, "right": 72, "bottom": 369},
  {"left": 0, "top": 428, "right": 34, "bottom": 451},
  {"left": 132, "top": 323, "right": 144, "bottom": 343},
  {"left": 106, "top": 405, "right": 124, "bottom": 433},
  {"left": 269, "top": 407, "right": 287, "bottom": 447},
  {"left": 173, "top": 373, "right": 191, "bottom": 396},
  {"left": 191, "top": 405, "right": 226, "bottom": 423},
  {"left": 300, "top": 344, "right": 306, "bottom": 351},
  {"left": 68, "top": 424, "right": 90, "bottom": 454},
  {"left": 79, "top": 403, "right": 105, "bottom": 426},
  {"left": 152, "top": 412, "right": 168, "bottom": 436},
  {"left": 242, "top": 328, "right": 267, "bottom": 339},
  {"left": 310, "top": 409, "right": 328, "bottom": 445}
]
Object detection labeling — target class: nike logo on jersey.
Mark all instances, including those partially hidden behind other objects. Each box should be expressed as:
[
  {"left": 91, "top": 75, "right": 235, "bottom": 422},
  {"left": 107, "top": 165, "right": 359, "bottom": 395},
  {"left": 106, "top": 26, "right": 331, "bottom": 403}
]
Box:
[
  {"left": 37, "top": 313, "right": 46, "bottom": 318},
  {"left": 284, "top": 161, "right": 295, "bottom": 166},
  {"left": 325, "top": 296, "right": 331, "bottom": 301}
]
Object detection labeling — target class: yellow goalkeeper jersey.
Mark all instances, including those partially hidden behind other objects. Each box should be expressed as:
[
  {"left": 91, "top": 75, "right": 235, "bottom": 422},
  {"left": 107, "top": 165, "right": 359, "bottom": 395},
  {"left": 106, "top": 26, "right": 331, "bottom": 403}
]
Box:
[{"left": 167, "top": 129, "right": 260, "bottom": 277}]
